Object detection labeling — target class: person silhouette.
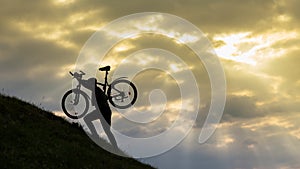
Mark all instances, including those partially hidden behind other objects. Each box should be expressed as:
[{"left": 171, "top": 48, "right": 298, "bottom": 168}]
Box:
[{"left": 80, "top": 77, "right": 118, "bottom": 150}]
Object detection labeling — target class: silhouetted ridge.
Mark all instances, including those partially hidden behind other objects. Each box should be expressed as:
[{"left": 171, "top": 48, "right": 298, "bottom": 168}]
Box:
[{"left": 0, "top": 94, "right": 155, "bottom": 169}]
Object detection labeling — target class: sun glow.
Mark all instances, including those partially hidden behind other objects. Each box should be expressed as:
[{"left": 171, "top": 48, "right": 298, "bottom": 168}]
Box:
[
  {"left": 53, "top": 0, "right": 75, "bottom": 5},
  {"left": 216, "top": 135, "right": 234, "bottom": 148},
  {"left": 213, "top": 31, "right": 298, "bottom": 65},
  {"left": 230, "top": 90, "right": 254, "bottom": 97},
  {"left": 241, "top": 116, "right": 294, "bottom": 132},
  {"left": 113, "top": 43, "right": 135, "bottom": 52}
]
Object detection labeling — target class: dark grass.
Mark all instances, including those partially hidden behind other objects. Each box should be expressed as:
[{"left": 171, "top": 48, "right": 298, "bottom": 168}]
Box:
[{"left": 0, "top": 94, "right": 155, "bottom": 169}]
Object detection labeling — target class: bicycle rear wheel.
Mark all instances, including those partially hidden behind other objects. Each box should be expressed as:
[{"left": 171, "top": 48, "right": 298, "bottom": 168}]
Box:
[
  {"left": 108, "top": 79, "right": 137, "bottom": 109},
  {"left": 61, "top": 89, "right": 89, "bottom": 119}
]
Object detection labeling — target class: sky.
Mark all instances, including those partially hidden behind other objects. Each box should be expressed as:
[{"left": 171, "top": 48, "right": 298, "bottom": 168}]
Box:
[{"left": 1, "top": 0, "right": 300, "bottom": 169}]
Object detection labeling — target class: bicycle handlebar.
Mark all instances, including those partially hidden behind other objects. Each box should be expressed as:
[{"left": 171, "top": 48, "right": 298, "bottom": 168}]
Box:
[
  {"left": 69, "top": 71, "right": 85, "bottom": 79},
  {"left": 79, "top": 70, "right": 86, "bottom": 75}
]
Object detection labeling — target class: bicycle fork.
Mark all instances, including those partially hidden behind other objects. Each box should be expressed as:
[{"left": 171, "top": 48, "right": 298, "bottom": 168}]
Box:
[{"left": 73, "top": 85, "right": 81, "bottom": 105}]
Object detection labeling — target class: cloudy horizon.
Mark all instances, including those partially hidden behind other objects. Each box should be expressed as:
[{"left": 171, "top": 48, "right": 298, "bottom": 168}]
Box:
[{"left": 1, "top": 0, "right": 300, "bottom": 169}]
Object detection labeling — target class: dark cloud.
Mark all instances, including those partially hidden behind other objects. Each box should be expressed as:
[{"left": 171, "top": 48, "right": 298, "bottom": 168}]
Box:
[
  {"left": 223, "top": 95, "right": 262, "bottom": 118},
  {"left": 275, "top": 0, "right": 300, "bottom": 22},
  {"left": 242, "top": 138, "right": 258, "bottom": 147},
  {"left": 80, "top": 0, "right": 278, "bottom": 33}
]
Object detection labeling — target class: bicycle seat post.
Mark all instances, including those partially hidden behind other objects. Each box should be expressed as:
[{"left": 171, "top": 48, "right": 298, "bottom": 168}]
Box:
[
  {"left": 99, "top": 66, "right": 111, "bottom": 92},
  {"left": 103, "top": 70, "right": 108, "bottom": 92}
]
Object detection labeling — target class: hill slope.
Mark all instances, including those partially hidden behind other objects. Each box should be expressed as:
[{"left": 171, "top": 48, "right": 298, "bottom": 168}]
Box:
[{"left": 0, "top": 94, "right": 155, "bottom": 169}]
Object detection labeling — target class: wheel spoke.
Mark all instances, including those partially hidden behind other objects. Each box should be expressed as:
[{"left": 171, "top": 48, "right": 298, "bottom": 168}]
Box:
[
  {"left": 108, "top": 79, "right": 137, "bottom": 109},
  {"left": 61, "top": 89, "right": 89, "bottom": 119}
]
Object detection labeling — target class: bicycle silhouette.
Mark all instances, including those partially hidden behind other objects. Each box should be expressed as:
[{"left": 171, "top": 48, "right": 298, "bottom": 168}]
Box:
[{"left": 61, "top": 66, "right": 138, "bottom": 119}]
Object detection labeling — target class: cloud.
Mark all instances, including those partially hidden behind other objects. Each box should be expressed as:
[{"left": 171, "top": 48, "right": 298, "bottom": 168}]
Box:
[
  {"left": 263, "top": 50, "right": 300, "bottom": 84},
  {"left": 1, "top": 0, "right": 300, "bottom": 168},
  {"left": 275, "top": 0, "right": 300, "bottom": 24},
  {"left": 146, "top": 111, "right": 300, "bottom": 169},
  {"left": 223, "top": 95, "right": 262, "bottom": 118}
]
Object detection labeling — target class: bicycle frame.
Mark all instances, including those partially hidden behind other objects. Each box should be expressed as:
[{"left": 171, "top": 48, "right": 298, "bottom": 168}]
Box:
[
  {"left": 97, "top": 69, "right": 109, "bottom": 92},
  {"left": 63, "top": 67, "right": 137, "bottom": 113},
  {"left": 96, "top": 70, "right": 128, "bottom": 102},
  {"left": 72, "top": 70, "right": 109, "bottom": 100},
  {"left": 70, "top": 68, "right": 133, "bottom": 105}
]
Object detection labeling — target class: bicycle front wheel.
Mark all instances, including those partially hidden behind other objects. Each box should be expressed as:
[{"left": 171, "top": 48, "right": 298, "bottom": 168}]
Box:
[
  {"left": 61, "top": 89, "right": 89, "bottom": 119},
  {"left": 108, "top": 79, "right": 137, "bottom": 109}
]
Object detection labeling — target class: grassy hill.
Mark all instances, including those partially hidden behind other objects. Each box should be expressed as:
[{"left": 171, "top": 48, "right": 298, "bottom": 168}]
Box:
[{"left": 0, "top": 94, "right": 155, "bottom": 169}]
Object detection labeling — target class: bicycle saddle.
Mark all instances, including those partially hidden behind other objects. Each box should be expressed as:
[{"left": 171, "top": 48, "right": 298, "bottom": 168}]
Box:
[{"left": 99, "top": 66, "right": 110, "bottom": 71}]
